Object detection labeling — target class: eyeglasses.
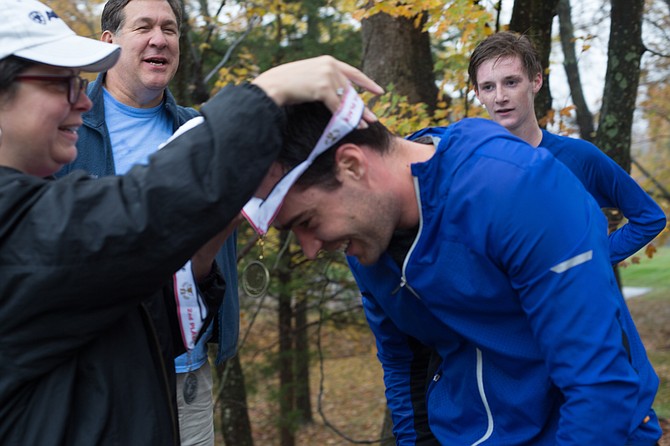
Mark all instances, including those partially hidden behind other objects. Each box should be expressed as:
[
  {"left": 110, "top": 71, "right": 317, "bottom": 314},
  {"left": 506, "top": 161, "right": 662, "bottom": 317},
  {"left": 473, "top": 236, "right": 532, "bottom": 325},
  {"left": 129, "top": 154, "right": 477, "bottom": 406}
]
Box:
[{"left": 15, "top": 74, "right": 90, "bottom": 105}]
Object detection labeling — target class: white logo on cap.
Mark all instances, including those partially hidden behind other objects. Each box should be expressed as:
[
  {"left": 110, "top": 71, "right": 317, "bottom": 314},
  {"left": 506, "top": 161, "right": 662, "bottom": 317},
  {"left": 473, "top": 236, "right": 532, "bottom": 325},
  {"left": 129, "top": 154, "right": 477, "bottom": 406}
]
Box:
[{"left": 28, "top": 9, "right": 59, "bottom": 25}]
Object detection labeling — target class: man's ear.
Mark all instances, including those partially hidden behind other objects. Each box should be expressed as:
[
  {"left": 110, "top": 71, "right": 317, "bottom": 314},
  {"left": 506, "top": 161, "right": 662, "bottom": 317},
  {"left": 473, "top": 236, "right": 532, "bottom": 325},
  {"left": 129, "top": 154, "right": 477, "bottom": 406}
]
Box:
[
  {"left": 101, "top": 30, "right": 114, "bottom": 44},
  {"left": 334, "top": 144, "right": 366, "bottom": 182},
  {"left": 532, "top": 71, "right": 543, "bottom": 94}
]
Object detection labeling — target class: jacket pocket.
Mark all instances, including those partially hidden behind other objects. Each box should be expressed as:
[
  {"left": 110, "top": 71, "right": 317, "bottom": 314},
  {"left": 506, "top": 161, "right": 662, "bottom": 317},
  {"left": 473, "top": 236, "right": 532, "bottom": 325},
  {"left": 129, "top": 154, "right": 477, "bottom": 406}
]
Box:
[{"left": 426, "top": 347, "right": 494, "bottom": 445}]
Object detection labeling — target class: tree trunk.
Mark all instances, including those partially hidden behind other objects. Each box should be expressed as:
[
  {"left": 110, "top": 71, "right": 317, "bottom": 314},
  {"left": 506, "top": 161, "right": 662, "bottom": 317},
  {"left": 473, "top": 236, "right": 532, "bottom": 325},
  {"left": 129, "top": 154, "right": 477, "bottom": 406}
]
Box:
[
  {"left": 509, "top": 0, "right": 559, "bottom": 124},
  {"left": 557, "top": 0, "right": 595, "bottom": 141},
  {"left": 594, "top": 0, "right": 645, "bottom": 173},
  {"left": 218, "top": 355, "right": 254, "bottom": 446},
  {"left": 277, "top": 231, "right": 296, "bottom": 446},
  {"left": 594, "top": 0, "right": 645, "bottom": 295},
  {"left": 361, "top": 10, "right": 438, "bottom": 112},
  {"left": 172, "top": 2, "right": 209, "bottom": 106},
  {"left": 294, "top": 294, "right": 313, "bottom": 424}
]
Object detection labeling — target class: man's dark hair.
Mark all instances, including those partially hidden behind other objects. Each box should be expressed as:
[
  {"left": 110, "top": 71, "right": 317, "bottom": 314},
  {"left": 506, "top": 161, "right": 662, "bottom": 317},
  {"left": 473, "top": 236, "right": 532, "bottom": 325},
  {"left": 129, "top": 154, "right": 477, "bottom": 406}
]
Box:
[
  {"left": 101, "top": 0, "right": 183, "bottom": 34},
  {"left": 0, "top": 57, "right": 36, "bottom": 104},
  {"left": 468, "top": 31, "right": 542, "bottom": 91},
  {"left": 280, "top": 102, "right": 394, "bottom": 190}
]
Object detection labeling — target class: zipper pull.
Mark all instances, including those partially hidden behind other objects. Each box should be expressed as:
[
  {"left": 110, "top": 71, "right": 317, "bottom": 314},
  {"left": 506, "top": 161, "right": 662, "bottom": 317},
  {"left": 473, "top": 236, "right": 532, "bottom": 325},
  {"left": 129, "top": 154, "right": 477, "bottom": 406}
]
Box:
[{"left": 391, "top": 277, "right": 407, "bottom": 294}]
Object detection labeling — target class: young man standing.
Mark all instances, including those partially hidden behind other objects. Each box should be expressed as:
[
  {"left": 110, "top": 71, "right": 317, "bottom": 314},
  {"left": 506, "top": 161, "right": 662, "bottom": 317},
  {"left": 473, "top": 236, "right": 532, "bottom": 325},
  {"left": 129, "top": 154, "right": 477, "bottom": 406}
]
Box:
[
  {"left": 468, "top": 31, "right": 666, "bottom": 264},
  {"left": 258, "top": 101, "right": 663, "bottom": 445},
  {"left": 56, "top": 0, "right": 236, "bottom": 444}
]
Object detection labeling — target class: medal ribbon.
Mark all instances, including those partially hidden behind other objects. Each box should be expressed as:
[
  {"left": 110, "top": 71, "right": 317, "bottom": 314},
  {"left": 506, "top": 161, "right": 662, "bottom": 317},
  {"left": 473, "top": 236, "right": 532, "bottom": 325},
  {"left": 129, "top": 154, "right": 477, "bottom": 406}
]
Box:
[
  {"left": 242, "top": 84, "right": 365, "bottom": 236},
  {"left": 173, "top": 260, "right": 208, "bottom": 350}
]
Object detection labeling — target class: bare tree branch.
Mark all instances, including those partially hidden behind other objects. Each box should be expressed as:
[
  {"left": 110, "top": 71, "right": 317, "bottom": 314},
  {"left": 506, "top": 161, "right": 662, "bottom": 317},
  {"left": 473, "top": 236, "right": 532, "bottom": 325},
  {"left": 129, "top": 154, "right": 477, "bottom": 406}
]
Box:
[{"left": 205, "top": 15, "right": 260, "bottom": 83}]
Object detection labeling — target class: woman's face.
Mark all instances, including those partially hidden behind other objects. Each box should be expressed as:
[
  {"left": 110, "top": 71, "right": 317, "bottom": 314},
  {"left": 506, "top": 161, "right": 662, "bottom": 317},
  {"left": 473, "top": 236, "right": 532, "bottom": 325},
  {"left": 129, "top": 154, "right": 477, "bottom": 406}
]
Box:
[{"left": 0, "top": 64, "right": 92, "bottom": 177}]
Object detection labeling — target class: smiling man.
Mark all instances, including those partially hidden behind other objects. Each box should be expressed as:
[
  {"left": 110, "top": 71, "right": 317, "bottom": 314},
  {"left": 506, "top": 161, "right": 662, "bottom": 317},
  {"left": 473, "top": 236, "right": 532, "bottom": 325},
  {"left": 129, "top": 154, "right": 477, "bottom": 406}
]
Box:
[
  {"left": 55, "top": 1, "right": 239, "bottom": 445},
  {"left": 265, "top": 101, "right": 663, "bottom": 445},
  {"left": 57, "top": 0, "right": 187, "bottom": 176},
  {"left": 100, "top": 0, "right": 179, "bottom": 109},
  {"left": 468, "top": 31, "right": 665, "bottom": 264}
]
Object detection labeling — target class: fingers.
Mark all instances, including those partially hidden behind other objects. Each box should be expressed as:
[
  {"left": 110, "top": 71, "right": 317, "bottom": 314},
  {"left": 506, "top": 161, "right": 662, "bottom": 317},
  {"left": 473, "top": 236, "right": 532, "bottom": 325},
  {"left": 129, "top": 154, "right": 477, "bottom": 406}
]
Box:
[
  {"left": 332, "top": 58, "right": 383, "bottom": 96},
  {"left": 252, "top": 56, "right": 383, "bottom": 123},
  {"left": 361, "top": 107, "right": 378, "bottom": 127},
  {"left": 309, "top": 57, "right": 382, "bottom": 116}
]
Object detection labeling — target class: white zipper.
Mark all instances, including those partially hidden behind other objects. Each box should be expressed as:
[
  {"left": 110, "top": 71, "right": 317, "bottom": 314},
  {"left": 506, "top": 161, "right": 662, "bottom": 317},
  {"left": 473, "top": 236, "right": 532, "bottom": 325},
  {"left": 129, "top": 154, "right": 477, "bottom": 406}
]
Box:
[
  {"left": 471, "top": 348, "right": 494, "bottom": 445},
  {"left": 395, "top": 176, "right": 424, "bottom": 300}
]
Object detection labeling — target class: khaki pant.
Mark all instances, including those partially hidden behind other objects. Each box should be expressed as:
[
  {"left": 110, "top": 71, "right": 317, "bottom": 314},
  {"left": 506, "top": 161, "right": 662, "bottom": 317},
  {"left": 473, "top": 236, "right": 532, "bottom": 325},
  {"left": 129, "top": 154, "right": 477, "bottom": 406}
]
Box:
[{"left": 176, "top": 361, "right": 215, "bottom": 446}]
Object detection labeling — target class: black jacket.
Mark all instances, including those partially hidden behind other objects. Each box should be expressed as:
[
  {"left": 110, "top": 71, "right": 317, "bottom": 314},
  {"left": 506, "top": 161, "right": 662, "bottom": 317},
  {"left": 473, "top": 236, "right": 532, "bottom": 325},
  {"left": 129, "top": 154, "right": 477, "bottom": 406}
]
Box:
[{"left": 0, "top": 84, "right": 284, "bottom": 445}]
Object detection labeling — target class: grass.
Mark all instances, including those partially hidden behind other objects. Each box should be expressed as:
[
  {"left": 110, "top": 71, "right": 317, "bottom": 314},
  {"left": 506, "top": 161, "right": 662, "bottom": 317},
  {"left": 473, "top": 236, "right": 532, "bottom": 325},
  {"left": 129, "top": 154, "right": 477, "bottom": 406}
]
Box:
[
  {"left": 620, "top": 245, "right": 670, "bottom": 298},
  {"left": 620, "top": 245, "right": 670, "bottom": 421}
]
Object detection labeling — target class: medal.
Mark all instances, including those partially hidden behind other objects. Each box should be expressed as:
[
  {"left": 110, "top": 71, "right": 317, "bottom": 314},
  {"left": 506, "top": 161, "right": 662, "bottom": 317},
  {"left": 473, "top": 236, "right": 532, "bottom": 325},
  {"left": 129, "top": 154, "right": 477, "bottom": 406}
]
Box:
[
  {"left": 242, "top": 237, "right": 270, "bottom": 297},
  {"left": 242, "top": 260, "right": 270, "bottom": 297}
]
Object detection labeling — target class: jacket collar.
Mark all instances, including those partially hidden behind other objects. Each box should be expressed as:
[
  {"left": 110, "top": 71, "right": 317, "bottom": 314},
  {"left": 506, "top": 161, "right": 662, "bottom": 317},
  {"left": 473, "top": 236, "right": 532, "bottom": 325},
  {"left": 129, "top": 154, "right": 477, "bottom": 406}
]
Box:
[
  {"left": 83, "top": 72, "right": 107, "bottom": 129},
  {"left": 83, "top": 73, "right": 180, "bottom": 129}
]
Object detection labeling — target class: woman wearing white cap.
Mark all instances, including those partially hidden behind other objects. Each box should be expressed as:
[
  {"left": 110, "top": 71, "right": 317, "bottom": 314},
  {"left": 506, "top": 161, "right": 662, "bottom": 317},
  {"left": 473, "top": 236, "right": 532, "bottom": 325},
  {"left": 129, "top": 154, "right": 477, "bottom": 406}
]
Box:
[{"left": 0, "top": 0, "right": 382, "bottom": 444}]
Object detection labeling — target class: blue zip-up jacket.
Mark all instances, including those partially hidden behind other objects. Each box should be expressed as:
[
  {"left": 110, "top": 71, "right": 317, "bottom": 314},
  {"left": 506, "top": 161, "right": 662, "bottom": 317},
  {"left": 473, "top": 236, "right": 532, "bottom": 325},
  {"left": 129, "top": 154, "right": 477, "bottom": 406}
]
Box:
[
  {"left": 57, "top": 73, "right": 239, "bottom": 364},
  {"left": 539, "top": 130, "right": 666, "bottom": 264},
  {"left": 348, "top": 119, "right": 661, "bottom": 445}
]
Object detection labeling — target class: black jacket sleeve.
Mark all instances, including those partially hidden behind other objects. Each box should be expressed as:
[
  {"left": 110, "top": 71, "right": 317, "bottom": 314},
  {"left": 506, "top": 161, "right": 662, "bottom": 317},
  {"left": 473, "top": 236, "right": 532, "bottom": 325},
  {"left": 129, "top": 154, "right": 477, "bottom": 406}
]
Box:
[{"left": 0, "top": 83, "right": 284, "bottom": 375}]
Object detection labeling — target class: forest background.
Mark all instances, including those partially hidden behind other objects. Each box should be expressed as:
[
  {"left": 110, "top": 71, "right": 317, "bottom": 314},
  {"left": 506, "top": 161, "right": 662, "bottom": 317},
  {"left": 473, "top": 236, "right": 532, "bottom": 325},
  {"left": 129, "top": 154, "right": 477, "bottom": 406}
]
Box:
[{"left": 53, "top": 0, "right": 670, "bottom": 444}]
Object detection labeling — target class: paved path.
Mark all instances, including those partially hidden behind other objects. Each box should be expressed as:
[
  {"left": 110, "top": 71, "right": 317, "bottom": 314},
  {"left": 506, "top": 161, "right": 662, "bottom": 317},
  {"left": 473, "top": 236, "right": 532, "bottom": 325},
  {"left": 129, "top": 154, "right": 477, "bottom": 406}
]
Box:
[{"left": 622, "top": 286, "right": 652, "bottom": 299}]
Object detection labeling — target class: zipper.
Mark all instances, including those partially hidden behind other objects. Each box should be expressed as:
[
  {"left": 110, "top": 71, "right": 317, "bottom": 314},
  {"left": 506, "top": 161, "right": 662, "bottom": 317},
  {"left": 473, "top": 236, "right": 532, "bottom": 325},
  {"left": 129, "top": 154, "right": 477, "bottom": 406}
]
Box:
[
  {"left": 391, "top": 276, "right": 407, "bottom": 294},
  {"left": 394, "top": 143, "right": 496, "bottom": 443},
  {"left": 393, "top": 176, "right": 424, "bottom": 299}
]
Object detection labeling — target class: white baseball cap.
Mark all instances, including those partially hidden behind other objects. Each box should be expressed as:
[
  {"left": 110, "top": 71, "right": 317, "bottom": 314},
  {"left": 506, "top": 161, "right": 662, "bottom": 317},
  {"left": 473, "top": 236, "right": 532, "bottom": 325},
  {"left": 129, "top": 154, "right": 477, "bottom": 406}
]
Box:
[{"left": 0, "top": 0, "right": 120, "bottom": 72}]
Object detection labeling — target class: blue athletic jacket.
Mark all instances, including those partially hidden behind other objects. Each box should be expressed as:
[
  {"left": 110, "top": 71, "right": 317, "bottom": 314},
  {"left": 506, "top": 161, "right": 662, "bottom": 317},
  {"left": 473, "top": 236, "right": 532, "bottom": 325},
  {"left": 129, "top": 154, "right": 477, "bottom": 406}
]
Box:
[
  {"left": 348, "top": 119, "right": 661, "bottom": 445},
  {"left": 540, "top": 130, "right": 666, "bottom": 264}
]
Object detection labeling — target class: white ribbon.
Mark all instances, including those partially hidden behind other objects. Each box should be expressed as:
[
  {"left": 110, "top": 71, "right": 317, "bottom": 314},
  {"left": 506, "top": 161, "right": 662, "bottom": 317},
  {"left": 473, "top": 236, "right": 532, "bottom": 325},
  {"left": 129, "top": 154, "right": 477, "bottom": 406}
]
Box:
[
  {"left": 173, "top": 260, "right": 208, "bottom": 350},
  {"left": 242, "top": 84, "right": 365, "bottom": 235},
  {"left": 158, "top": 116, "right": 204, "bottom": 149}
]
